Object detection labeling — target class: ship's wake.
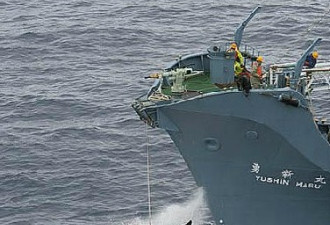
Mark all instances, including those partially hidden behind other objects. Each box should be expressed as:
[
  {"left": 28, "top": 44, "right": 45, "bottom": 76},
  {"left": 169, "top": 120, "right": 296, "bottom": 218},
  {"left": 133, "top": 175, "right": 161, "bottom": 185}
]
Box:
[{"left": 122, "top": 188, "right": 208, "bottom": 225}]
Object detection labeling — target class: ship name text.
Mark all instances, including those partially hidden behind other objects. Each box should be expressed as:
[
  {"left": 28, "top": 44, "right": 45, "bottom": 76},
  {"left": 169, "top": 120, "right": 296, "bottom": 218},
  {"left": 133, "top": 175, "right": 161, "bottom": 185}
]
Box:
[
  {"left": 250, "top": 163, "right": 326, "bottom": 190},
  {"left": 255, "top": 176, "right": 290, "bottom": 186}
]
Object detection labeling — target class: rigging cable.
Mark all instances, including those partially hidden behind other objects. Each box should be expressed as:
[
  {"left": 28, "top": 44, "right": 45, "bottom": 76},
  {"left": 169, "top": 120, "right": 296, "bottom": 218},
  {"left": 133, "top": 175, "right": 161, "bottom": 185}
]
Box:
[
  {"left": 288, "top": 2, "right": 330, "bottom": 58},
  {"left": 145, "top": 123, "right": 152, "bottom": 225},
  {"left": 301, "top": 2, "right": 330, "bottom": 40}
]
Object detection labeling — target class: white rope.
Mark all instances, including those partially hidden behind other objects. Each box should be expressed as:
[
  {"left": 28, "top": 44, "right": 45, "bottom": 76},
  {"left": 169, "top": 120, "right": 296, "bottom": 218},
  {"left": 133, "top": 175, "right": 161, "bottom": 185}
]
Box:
[{"left": 145, "top": 123, "right": 152, "bottom": 225}]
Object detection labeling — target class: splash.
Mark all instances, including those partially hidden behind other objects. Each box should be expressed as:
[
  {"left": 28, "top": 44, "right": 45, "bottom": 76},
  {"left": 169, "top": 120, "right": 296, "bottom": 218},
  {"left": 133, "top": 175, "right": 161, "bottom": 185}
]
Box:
[{"left": 122, "top": 188, "right": 207, "bottom": 225}]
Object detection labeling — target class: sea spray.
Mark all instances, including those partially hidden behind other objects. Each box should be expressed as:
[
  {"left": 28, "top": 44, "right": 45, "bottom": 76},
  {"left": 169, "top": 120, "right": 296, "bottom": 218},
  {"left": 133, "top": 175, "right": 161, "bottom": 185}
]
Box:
[{"left": 121, "top": 188, "right": 208, "bottom": 225}]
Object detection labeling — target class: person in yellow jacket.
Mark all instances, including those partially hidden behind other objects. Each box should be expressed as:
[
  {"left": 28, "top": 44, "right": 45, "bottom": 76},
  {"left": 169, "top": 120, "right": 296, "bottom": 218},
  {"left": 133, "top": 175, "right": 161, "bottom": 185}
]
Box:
[
  {"left": 229, "top": 42, "right": 251, "bottom": 94},
  {"left": 234, "top": 60, "right": 244, "bottom": 76},
  {"left": 230, "top": 42, "right": 244, "bottom": 65}
]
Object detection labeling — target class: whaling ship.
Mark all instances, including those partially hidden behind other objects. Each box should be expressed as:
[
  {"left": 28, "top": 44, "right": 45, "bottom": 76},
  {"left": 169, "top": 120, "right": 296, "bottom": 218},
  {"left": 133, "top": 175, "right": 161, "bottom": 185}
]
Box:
[{"left": 132, "top": 7, "right": 330, "bottom": 225}]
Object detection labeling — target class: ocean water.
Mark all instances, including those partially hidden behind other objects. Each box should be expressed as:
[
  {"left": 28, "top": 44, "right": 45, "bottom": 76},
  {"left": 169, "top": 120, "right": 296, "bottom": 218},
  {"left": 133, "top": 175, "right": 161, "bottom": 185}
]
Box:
[{"left": 0, "top": 1, "right": 330, "bottom": 224}]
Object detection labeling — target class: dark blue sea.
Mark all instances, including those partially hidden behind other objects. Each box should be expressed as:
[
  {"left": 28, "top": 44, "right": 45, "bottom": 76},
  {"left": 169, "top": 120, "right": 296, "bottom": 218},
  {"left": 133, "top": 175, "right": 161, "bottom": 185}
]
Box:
[{"left": 1, "top": 1, "right": 330, "bottom": 224}]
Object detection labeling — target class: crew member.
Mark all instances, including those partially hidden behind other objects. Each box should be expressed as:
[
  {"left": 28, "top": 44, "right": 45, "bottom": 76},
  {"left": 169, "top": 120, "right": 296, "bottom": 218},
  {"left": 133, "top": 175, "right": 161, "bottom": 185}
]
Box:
[
  {"left": 229, "top": 42, "right": 244, "bottom": 65},
  {"left": 234, "top": 57, "right": 251, "bottom": 94},
  {"left": 234, "top": 58, "right": 244, "bottom": 76},
  {"left": 304, "top": 51, "right": 318, "bottom": 68},
  {"left": 250, "top": 56, "right": 264, "bottom": 88},
  {"left": 229, "top": 42, "right": 250, "bottom": 94}
]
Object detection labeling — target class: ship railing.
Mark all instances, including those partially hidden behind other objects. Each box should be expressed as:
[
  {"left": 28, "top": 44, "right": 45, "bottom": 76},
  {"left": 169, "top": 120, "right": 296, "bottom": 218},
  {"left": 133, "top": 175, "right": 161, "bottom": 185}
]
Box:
[
  {"left": 268, "top": 62, "right": 330, "bottom": 94},
  {"left": 241, "top": 44, "right": 261, "bottom": 65},
  {"left": 222, "top": 42, "right": 260, "bottom": 62},
  {"left": 268, "top": 63, "right": 295, "bottom": 87}
]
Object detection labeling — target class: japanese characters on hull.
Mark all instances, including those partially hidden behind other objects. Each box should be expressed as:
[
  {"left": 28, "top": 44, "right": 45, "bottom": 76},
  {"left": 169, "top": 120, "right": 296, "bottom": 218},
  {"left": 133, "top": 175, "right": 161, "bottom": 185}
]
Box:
[{"left": 251, "top": 163, "right": 327, "bottom": 190}]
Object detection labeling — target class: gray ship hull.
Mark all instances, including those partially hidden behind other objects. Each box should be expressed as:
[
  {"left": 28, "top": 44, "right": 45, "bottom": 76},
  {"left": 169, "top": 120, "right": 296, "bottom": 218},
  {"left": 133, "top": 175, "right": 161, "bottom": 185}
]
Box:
[
  {"left": 131, "top": 7, "right": 330, "bottom": 224},
  {"left": 154, "top": 89, "right": 330, "bottom": 225}
]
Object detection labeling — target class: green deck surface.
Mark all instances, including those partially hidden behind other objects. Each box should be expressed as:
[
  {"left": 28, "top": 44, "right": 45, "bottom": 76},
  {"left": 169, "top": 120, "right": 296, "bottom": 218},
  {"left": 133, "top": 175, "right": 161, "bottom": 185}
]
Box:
[{"left": 161, "top": 73, "right": 220, "bottom": 96}]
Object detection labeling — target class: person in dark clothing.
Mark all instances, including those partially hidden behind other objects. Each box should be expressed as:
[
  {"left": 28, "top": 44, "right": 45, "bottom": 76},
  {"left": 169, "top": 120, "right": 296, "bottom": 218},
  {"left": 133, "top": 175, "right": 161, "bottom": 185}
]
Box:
[
  {"left": 304, "top": 51, "right": 318, "bottom": 68},
  {"left": 234, "top": 57, "right": 251, "bottom": 95}
]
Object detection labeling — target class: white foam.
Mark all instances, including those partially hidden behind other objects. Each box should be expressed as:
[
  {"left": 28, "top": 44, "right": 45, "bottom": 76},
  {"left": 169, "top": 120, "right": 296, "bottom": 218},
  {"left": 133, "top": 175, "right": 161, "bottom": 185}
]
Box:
[{"left": 121, "top": 188, "right": 207, "bottom": 225}]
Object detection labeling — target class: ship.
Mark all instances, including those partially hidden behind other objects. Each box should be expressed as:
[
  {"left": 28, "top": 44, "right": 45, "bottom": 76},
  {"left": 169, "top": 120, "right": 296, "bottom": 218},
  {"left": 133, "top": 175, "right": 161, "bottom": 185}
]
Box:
[{"left": 132, "top": 7, "right": 330, "bottom": 225}]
